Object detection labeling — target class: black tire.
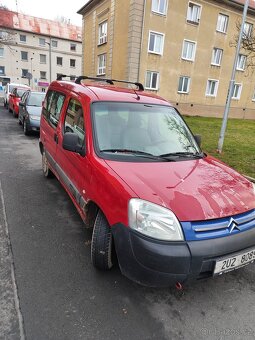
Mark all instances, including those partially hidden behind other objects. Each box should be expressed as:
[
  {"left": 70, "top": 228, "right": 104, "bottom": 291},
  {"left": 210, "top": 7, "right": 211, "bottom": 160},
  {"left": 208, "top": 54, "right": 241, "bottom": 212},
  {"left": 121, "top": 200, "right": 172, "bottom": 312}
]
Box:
[
  {"left": 91, "top": 210, "right": 114, "bottom": 270},
  {"left": 23, "top": 119, "right": 30, "bottom": 136},
  {"left": 18, "top": 118, "right": 22, "bottom": 125},
  {"left": 42, "top": 149, "right": 54, "bottom": 178},
  {"left": 8, "top": 107, "right": 11, "bottom": 113}
]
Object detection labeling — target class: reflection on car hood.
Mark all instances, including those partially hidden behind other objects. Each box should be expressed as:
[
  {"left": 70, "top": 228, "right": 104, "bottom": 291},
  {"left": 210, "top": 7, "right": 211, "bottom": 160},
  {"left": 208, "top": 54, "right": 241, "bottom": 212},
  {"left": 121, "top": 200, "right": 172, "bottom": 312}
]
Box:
[
  {"left": 27, "top": 106, "right": 42, "bottom": 116},
  {"left": 105, "top": 155, "right": 255, "bottom": 221}
]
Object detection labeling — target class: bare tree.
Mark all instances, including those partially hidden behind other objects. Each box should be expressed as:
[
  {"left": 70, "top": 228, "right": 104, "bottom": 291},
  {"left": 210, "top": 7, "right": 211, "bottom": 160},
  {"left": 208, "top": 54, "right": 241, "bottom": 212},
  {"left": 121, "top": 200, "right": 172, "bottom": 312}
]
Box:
[
  {"left": 231, "top": 20, "right": 255, "bottom": 71},
  {"left": 54, "top": 16, "right": 71, "bottom": 25},
  {"left": 0, "top": 29, "right": 16, "bottom": 47}
]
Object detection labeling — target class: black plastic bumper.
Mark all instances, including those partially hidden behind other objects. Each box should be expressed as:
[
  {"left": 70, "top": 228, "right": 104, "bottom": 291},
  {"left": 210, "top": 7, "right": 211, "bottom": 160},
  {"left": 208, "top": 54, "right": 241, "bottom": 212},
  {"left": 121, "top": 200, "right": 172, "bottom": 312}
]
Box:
[{"left": 111, "top": 223, "right": 255, "bottom": 287}]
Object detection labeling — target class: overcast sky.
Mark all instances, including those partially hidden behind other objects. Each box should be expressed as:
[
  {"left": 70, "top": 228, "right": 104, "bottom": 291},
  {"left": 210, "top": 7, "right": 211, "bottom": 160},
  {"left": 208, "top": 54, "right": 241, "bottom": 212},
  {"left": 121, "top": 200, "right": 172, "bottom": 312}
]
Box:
[{"left": 0, "top": 0, "right": 89, "bottom": 25}]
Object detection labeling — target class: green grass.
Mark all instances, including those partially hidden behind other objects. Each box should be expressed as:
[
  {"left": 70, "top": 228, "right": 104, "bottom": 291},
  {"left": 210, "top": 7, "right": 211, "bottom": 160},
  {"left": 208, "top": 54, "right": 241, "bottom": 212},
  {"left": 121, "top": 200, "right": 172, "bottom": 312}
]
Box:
[{"left": 184, "top": 116, "right": 255, "bottom": 178}]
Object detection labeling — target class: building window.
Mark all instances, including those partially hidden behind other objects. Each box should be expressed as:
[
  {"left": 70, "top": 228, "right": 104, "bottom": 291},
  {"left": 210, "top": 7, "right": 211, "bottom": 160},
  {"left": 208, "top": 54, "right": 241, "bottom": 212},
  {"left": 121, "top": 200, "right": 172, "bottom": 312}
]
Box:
[
  {"left": 151, "top": 0, "right": 167, "bottom": 15},
  {"left": 51, "top": 40, "right": 58, "bottom": 48},
  {"left": 40, "top": 71, "right": 47, "bottom": 79},
  {"left": 211, "top": 48, "right": 223, "bottom": 66},
  {"left": 236, "top": 54, "right": 246, "bottom": 71},
  {"left": 98, "top": 21, "right": 107, "bottom": 45},
  {"left": 22, "top": 69, "right": 28, "bottom": 78},
  {"left": 40, "top": 54, "right": 46, "bottom": 64},
  {"left": 57, "top": 57, "right": 63, "bottom": 66},
  {"left": 145, "top": 71, "right": 159, "bottom": 90},
  {"left": 243, "top": 22, "right": 253, "bottom": 39},
  {"left": 39, "top": 38, "right": 46, "bottom": 46},
  {"left": 98, "top": 54, "right": 106, "bottom": 75},
  {"left": 0, "top": 48, "right": 4, "bottom": 57},
  {"left": 216, "top": 14, "right": 229, "bottom": 33},
  {"left": 0, "top": 66, "right": 5, "bottom": 75},
  {"left": 20, "top": 34, "right": 26, "bottom": 43},
  {"left": 232, "top": 83, "right": 242, "bottom": 99},
  {"left": 148, "top": 31, "right": 164, "bottom": 55},
  {"left": 206, "top": 79, "right": 219, "bottom": 97},
  {"left": 21, "top": 51, "right": 28, "bottom": 61},
  {"left": 187, "top": 2, "right": 201, "bottom": 25},
  {"left": 70, "top": 59, "right": 76, "bottom": 67},
  {"left": 182, "top": 40, "right": 196, "bottom": 61},
  {"left": 70, "top": 43, "right": 76, "bottom": 51},
  {"left": 178, "top": 76, "right": 190, "bottom": 93}
]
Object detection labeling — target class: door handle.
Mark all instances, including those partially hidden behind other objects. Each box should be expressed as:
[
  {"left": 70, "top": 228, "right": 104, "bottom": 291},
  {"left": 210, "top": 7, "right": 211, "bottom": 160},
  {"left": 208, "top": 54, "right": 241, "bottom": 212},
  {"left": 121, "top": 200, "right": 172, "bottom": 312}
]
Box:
[{"left": 54, "top": 133, "right": 59, "bottom": 144}]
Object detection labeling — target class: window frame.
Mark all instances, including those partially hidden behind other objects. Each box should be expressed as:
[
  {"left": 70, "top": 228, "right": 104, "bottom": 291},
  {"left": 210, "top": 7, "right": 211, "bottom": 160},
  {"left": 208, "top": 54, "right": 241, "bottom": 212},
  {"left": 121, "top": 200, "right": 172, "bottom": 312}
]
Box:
[
  {"left": 211, "top": 47, "right": 223, "bottom": 66},
  {"left": 40, "top": 54, "right": 47, "bottom": 64},
  {"left": 56, "top": 56, "right": 63, "bottom": 66},
  {"left": 51, "top": 40, "right": 58, "bottom": 48},
  {"left": 0, "top": 66, "right": 5, "bottom": 75},
  {"left": 178, "top": 76, "right": 191, "bottom": 94},
  {"left": 151, "top": 0, "right": 168, "bottom": 15},
  {"left": 0, "top": 47, "right": 4, "bottom": 58},
  {"left": 186, "top": 1, "right": 202, "bottom": 25},
  {"left": 243, "top": 22, "right": 253, "bottom": 39},
  {"left": 97, "top": 53, "right": 107, "bottom": 75},
  {"left": 39, "top": 37, "right": 46, "bottom": 46},
  {"left": 236, "top": 54, "right": 246, "bottom": 71},
  {"left": 216, "top": 13, "right": 229, "bottom": 34},
  {"left": 98, "top": 20, "right": 108, "bottom": 45},
  {"left": 232, "top": 83, "right": 242, "bottom": 100},
  {"left": 205, "top": 79, "right": 219, "bottom": 97},
  {"left": 70, "top": 43, "right": 76, "bottom": 51},
  {"left": 20, "top": 34, "right": 27, "bottom": 43},
  {"left": 181, "top": 39, "right": 196, "bottom": 61},
  {"left": 145, "top": 71, "right": 159, "bottom": 90},
  {"left": 40, "top": 71, "right": 47, "bottom": 80},
  {"left": 148, "top": 30, "right": 165, "bottom": 55},
  {"left": 70, "top": 59, "right": 76, "bottom": 68}
]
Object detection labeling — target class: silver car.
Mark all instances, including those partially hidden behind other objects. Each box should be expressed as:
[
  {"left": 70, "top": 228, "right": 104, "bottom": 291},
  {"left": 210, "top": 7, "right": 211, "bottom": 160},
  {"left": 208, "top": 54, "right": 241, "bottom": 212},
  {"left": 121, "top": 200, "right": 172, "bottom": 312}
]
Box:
[{"left": 19, "top": 91, "right": 46, "bottom": 135}]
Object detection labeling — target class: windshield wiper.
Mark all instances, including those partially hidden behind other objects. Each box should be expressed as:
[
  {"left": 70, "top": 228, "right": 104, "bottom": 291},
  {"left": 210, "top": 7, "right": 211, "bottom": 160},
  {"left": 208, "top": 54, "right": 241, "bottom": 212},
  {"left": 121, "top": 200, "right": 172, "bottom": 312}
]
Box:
[
  {"left": 100, "top": 149, "right": 176, "bottom": 161},
  {"left": 159, "top": 151, "right": 203, "bottom": 159}
]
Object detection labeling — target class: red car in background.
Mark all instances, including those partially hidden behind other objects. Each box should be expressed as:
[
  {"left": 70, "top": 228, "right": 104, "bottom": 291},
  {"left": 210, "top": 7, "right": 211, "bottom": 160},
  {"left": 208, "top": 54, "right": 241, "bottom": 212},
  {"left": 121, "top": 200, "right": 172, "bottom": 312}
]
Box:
[{"left": 9, "top": 86, "right": 30, "bottom": 117}]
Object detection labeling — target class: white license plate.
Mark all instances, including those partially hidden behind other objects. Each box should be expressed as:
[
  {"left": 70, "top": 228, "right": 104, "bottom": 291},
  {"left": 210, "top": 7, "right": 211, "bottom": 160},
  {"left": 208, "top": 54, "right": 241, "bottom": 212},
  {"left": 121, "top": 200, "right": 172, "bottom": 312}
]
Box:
[{"left": 214, "top": 248, "right": 255, "bottom": 275}]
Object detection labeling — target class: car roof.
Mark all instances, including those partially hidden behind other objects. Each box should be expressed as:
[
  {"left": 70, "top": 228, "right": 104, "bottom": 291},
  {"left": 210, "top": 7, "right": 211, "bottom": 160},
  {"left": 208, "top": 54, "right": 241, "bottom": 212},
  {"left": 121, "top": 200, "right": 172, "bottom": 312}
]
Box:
[{"left": 49, "top": 80, "right": 172, "bottom": 106}]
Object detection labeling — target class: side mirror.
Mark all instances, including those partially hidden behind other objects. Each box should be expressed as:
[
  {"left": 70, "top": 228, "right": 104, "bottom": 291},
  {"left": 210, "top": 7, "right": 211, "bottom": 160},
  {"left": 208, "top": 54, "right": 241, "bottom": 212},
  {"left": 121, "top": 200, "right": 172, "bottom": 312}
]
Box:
[
  {"left": 62, "top": 132, "right": 85, "bottom": 156},
  {"left": 194, "top": 134, "right": 201, "bottom": 147}
]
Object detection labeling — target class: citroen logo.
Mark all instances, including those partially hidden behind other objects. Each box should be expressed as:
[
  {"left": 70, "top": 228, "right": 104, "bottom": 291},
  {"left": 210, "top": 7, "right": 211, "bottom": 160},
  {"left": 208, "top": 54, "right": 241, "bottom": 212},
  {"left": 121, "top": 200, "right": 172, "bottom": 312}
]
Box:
[{"left": 227, "top": 217, "right": 241, "bottom": 233}]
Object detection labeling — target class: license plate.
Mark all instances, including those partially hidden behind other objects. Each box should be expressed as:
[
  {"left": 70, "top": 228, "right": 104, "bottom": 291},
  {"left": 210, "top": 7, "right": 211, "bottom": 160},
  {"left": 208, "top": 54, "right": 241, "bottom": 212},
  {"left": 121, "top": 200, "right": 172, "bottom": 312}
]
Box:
[{"left": 214, "top": 248, "right": 255, "bottom": 275}]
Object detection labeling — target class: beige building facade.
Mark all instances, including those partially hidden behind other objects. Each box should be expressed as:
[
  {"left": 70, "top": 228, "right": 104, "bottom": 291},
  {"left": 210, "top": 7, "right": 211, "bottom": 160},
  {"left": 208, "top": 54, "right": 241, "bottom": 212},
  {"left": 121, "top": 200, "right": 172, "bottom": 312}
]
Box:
[{"left": 78, "top": 0, "right": 255, "bottom": 119}]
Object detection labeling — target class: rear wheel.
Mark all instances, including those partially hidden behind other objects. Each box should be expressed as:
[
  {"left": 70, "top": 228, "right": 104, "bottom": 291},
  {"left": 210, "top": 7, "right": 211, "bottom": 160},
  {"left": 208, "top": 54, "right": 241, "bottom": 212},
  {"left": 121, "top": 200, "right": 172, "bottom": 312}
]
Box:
[
  {"left": 42, "top": 149, "right": 53, "bottom": 178},
  {"left": 91, "top": 210, "right": 114, "bottom": 270}
]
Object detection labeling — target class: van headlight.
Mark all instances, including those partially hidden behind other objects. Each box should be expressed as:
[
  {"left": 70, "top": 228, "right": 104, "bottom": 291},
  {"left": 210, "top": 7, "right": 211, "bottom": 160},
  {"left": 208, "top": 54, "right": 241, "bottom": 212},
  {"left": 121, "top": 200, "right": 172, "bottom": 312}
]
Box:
[{"left": 128, "top": 199, "right": 184, "bottom": 241}]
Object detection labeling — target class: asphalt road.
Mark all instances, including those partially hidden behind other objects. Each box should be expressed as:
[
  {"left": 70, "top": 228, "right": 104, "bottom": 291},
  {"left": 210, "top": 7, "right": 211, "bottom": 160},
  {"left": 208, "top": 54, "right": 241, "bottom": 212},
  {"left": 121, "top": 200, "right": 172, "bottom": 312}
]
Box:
[{"left": 0, "top": 103, "right": 255, "bottom": 340}]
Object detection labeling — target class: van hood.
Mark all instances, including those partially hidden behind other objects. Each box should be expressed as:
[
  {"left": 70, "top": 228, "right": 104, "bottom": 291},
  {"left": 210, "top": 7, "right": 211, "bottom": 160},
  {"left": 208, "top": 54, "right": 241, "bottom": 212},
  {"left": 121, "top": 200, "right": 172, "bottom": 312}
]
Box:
[{"left": 105, "top": 156, "right": 255, "bottom": 221}]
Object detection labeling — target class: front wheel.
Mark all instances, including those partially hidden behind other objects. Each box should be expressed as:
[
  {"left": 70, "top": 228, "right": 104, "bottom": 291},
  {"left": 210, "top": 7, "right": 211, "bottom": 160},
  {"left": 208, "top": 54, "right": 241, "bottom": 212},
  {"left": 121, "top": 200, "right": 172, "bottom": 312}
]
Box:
[
  {"left": 91, "top": 210, "right": 114, "bottom": 270},
  {"left": 42, "top": 149, "right": 53, "bottom": 178},
  {"left": 23, "top": 119, "right": 30, "bottom": 135}
]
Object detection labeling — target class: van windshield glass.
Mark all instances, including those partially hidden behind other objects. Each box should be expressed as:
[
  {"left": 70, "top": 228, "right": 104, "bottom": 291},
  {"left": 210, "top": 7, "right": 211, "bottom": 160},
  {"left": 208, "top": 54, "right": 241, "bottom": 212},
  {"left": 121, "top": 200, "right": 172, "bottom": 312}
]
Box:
[{"left": 92, "top": 102, "right": 201, "bottom": 159}]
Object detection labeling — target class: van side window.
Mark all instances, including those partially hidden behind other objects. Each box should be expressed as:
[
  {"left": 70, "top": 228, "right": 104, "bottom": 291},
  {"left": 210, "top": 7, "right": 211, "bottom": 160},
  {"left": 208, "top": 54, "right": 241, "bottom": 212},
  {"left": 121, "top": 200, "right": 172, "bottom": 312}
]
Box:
[
  {"left": 64, "top": 98, "right": 85, "bottom": 145},
  {"left": 42, "top": 90, "right": 65, "bottom": 129}
]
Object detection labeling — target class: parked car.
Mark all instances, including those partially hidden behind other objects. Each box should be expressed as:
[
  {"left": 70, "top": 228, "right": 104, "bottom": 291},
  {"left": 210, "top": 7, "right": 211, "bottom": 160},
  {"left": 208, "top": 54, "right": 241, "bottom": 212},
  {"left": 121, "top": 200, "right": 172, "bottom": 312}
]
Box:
[
  {"left": 39, "top": 76, "right": 255, "bottom": 287},
  {"left": 4, "top": 83, "right": 30, "bottom": 108},
  {"left": 9, "top": 87, "right": 30, "bottom": 117},
  {"left": 19, "top": 90, "right": 46, "bottom": 135}
]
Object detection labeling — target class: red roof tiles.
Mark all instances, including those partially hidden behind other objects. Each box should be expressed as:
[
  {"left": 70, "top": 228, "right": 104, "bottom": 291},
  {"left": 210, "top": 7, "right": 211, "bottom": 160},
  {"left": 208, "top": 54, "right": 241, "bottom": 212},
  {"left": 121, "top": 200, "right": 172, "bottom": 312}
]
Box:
[{"left": 0, "top": 9, "right": 82, "bottom": 41}]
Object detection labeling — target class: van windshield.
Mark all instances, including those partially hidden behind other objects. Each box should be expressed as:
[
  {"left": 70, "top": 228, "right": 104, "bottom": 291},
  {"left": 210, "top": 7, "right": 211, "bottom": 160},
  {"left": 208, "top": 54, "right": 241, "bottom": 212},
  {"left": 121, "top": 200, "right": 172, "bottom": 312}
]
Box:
[{"left": 92, "top": 102, "right": 201, "bottom": 160}]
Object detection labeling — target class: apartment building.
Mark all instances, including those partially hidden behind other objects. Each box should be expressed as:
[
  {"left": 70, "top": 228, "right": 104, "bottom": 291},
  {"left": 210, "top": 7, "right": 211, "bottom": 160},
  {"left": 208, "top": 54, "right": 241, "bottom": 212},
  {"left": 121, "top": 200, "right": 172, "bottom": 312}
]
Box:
[
  {"left": 78, "top": 0, "right": 255, "bottom": 119},
  {"left": 0, "top": 9, "right": 82, "bottom": 91}
]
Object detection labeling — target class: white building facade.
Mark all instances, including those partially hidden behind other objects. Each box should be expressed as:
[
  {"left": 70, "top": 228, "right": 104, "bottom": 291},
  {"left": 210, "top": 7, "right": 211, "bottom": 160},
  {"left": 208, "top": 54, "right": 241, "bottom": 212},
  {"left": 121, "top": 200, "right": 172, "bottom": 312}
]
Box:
[{"left": 0, "top": 9, "right": 82, "bottom": 91}]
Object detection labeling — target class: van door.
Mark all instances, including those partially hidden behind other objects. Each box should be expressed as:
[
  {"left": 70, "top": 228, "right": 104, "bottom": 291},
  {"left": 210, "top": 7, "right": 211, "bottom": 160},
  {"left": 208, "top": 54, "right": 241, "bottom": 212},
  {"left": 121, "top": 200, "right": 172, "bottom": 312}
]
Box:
[
  {"left": 54, "top": 96, "right": 88, "bottom": 212},
  {"left": 40, "top": 90, "right": 66, "bottom": 174}
]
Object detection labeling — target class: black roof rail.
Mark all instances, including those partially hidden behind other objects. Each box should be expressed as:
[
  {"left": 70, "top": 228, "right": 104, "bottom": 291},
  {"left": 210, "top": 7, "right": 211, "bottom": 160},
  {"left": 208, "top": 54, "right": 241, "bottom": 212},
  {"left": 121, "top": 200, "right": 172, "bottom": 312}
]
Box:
[
  {"left": 56, "top": 74, "right": 76, "bottom": 81},
  {"left": 75, "top": 76, "right": 144, "bottom": 91},
  {"left": 75, "top": 76, "right": 114, "bottom": 85}
]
